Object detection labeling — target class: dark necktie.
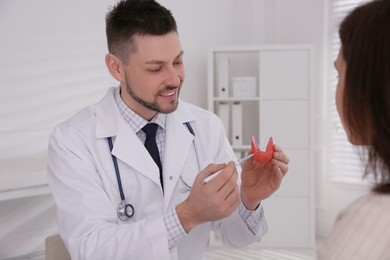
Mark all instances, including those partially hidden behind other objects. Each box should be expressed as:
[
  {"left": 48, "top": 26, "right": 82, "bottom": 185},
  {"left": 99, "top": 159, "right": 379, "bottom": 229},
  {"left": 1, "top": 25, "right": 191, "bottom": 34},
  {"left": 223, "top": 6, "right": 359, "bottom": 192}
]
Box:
[{"left": 142, "top": 123, "right": 163, "bottom": 191}]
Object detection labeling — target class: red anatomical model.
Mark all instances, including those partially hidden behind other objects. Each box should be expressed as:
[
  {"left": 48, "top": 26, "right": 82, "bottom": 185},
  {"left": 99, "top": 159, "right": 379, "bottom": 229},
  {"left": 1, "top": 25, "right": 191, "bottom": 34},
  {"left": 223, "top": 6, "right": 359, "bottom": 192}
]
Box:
[{"left": 251, "top": 136, "right": 274, "bottom": 163}]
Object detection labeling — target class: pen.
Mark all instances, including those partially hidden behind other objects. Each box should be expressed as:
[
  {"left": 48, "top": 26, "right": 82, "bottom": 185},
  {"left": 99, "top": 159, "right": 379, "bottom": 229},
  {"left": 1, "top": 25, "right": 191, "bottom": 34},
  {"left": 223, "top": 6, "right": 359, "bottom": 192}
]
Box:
[{"left": 202, "top": 153, "right": 254, "bottom": 184}]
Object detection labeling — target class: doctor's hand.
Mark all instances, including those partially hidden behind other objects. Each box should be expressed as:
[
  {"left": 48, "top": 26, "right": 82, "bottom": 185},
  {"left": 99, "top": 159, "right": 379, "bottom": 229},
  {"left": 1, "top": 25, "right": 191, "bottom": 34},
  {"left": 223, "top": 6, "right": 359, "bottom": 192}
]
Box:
[
  {"left": 240, "top": 144, "right": 289, "bottom": 210},
  {"left": 176, "top": 162, "right": 240, "bottom": 233}
]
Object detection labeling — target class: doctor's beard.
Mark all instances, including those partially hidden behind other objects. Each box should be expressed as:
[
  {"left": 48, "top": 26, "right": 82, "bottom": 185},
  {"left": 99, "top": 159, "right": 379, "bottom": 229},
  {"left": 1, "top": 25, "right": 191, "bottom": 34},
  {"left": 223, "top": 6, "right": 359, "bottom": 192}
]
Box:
[{"left": 124, "top": 76, "right": 181, "bottom": 115}]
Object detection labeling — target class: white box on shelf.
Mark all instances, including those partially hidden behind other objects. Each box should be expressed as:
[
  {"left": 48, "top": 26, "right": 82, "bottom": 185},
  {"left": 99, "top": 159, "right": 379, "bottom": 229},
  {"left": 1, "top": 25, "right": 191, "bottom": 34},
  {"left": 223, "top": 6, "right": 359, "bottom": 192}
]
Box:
[
  {"left": 218, "top": 102, "right": 230, "bottom": 141},
  {"left": 232, "top": 77, "right": 257, "bottom": 98},
  {"left": 231, "top": 102, "right": 243, "bottom": 146},
  {"left": 216, "top": 56, "right": 230, "bottom": 97}
]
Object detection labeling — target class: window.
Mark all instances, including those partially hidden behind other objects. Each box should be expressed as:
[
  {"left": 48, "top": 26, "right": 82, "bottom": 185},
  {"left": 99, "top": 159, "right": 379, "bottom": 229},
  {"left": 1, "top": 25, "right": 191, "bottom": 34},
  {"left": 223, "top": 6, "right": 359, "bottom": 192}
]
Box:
[{"left": 328, "top": 0, "right": 370, "bottom": 181}]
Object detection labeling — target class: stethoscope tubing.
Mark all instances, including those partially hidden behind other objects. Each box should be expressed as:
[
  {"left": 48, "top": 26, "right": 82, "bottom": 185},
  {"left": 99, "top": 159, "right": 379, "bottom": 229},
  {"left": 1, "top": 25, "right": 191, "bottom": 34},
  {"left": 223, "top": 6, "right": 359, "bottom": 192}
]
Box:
[{"left": 108, "top": 137, "right": 126, "bottom": 201}]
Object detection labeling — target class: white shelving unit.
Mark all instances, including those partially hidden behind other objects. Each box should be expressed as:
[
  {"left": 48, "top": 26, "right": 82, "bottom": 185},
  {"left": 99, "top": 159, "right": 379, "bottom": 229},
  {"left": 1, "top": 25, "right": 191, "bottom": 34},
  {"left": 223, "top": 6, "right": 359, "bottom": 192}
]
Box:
[{"left": 208, "top": 45, "right": 315, "bottom": 248}]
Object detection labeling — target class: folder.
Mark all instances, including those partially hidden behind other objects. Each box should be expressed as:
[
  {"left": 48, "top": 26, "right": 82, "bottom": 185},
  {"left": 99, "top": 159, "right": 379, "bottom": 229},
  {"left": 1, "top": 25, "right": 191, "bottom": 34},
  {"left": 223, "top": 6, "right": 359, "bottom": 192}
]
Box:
[
  {"left": 218, "top": 102, "right": 230, "bottom": 141},
  {"left": 231, "top": 102, "right": 243, "bottom": 146},
  {"left": 216, "top": 56, "right": 230, "bottom": 97}
]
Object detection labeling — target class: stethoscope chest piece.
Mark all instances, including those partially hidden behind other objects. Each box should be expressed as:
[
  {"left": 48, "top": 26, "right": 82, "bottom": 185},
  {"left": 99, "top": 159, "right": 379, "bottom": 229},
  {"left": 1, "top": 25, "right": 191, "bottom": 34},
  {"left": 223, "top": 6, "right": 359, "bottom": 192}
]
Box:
[{"left": 117, "top": 200, "right": 135, "bottom": 221}]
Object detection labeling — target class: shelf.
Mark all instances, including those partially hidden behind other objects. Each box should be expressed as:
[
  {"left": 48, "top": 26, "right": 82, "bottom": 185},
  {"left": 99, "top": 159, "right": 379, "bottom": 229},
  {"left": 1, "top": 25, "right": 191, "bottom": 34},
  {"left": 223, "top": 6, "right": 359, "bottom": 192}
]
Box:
[
  {"left": 212, "top": 97, "right": 260, "bottom": 102},
  {"left": 232, "top": 145, "right": 251, "bottom": 150},
  {"left": 208, "top": 44, "right": 315, "bottom": 248}
]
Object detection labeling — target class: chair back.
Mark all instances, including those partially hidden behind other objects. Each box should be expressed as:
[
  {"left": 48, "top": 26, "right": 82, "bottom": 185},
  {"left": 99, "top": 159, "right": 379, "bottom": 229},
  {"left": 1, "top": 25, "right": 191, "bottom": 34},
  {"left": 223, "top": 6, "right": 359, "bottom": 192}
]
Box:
[{"left": 45, "top": 233, "right": 71, "bottom": 260}]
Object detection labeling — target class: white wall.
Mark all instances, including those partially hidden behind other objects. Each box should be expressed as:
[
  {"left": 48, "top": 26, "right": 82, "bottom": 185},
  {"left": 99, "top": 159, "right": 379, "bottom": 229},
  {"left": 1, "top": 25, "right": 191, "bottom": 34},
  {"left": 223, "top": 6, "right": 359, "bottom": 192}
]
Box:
[
  {"left": 0, "top": 0, "right": 338, "bottom": 258},
  {"left": 0, "top": 0, "right": 116, "bottom": 192},
  {"left": 0, "top": 1, "right": 116, "bottom": 257}
]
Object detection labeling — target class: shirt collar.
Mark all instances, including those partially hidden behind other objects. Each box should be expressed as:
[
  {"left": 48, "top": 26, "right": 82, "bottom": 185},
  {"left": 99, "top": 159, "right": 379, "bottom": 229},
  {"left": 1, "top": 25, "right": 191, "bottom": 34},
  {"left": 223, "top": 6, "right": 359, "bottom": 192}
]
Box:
[{"left": 114, "top": 87, "right": 166, "bottom": 133}]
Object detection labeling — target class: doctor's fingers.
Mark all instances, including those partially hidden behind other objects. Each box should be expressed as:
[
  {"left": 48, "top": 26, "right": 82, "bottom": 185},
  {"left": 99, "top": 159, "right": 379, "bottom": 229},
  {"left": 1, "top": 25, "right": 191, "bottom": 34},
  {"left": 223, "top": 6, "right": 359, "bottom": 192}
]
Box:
[
  {"left": 271, "top": 158, "right": 289, "bottom": 176},
  {"left": 273, "top": 145, "right": 290, "bottom": 165},
  {"left": 226, "top": 185, "right": 240, "bottom": 212},
  {"left": 198, "top": 163, "right": 226, "bottom": 180},
  {"left": 210, "top": 185, "right": 240, "bottom": 218},
  {"left": 216, "top": 170, "right": 239, "bottom": 199},
  {"left": 210, "top": 162, "right": 238, "bottom": 192}
]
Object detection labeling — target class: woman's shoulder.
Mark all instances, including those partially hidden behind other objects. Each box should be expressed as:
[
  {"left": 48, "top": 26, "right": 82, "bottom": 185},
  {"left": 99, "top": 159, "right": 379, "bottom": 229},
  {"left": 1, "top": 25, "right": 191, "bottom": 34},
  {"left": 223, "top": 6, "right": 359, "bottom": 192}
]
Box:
[
  {"left": 334, "top": 192, "right": 390, "bottom": 231},
  {"left": 317, "top": 193, "right": 390, "bottom": 260},
  {"left": 343, "top": 193, "right": 390, "bottom": 215}
]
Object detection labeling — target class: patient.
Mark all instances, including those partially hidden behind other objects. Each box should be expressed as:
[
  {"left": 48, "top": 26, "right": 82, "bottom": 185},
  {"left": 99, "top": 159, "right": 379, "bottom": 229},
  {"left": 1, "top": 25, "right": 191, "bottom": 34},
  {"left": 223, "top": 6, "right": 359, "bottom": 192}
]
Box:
[{"left": 317, "top": 0, "right": 390, "bottom": 259}]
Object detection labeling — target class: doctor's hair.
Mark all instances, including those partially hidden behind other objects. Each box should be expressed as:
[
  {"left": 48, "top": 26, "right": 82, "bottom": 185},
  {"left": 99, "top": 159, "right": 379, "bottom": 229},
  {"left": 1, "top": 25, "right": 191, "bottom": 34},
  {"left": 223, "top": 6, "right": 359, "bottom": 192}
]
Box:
[
  {"left": 339, "top": 0, "right": 390, "bottom": 193},
  {"left": 105, "top": 0, "right": 177, "bottom": 64}
]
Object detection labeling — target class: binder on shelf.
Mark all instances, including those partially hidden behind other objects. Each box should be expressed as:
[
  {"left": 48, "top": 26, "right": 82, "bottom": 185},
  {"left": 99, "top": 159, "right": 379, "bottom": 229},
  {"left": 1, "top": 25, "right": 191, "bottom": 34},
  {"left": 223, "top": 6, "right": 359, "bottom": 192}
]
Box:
[
  {"left": 216, "top": 56, "right": 230, "bottom": 97},
  {"left": 218, "top": 102, "right": 230, "bottom": 141},
  {"left": 231, "top": 102, "right": 243, "bottom": 146}
]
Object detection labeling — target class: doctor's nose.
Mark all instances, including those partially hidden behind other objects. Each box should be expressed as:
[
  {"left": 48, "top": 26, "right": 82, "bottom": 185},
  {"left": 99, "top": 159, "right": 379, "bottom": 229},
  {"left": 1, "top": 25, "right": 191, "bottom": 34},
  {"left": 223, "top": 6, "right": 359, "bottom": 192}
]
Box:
[{"left": 163, "top": 66, "right": 182, "bottom": 87}]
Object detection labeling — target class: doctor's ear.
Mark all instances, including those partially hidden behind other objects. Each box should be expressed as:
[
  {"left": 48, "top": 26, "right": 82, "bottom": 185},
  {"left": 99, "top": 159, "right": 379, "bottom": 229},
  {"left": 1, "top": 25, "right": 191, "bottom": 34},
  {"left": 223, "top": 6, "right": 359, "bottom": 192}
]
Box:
[{"left": 105, "top": 53, "right": 125, "bottom": 82}]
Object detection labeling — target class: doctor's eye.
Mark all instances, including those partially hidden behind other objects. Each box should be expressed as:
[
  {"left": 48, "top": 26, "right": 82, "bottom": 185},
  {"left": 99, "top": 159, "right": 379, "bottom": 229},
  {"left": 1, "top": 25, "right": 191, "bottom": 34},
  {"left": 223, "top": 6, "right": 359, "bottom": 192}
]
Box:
[{"left": 149, "top": 67, "right": 162, "bottom": 72}]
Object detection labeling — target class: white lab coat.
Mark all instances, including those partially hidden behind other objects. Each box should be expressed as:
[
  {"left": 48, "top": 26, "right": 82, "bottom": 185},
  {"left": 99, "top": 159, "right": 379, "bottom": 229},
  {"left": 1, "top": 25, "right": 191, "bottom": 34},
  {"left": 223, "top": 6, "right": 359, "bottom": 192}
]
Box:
[{"left": 48, "top": 87, "right": 267, "bottom": 260}]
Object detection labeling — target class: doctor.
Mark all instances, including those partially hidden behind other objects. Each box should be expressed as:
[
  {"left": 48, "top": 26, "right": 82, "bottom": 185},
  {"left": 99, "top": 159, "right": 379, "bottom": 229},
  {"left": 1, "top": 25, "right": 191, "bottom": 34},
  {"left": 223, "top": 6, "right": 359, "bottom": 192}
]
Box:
[{"left": 47, "top": 0, "right": 289, "bottom": 259}]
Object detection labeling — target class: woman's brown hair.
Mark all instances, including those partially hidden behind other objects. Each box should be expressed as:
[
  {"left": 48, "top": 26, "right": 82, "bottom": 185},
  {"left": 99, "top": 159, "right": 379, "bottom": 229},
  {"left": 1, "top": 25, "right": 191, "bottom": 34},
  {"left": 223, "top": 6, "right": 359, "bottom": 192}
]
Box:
[{"left": 339, "top": 0, "right": 390, "bottom": 193}]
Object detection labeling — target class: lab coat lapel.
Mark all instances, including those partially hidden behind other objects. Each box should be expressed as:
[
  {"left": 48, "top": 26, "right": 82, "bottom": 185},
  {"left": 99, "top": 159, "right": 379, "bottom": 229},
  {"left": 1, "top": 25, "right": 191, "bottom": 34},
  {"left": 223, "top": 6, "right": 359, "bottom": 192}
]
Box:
[
  {"left": 95, "top": 88, "right": 162, "bottom": 190},
  {"left": 163, "top": 114, "right": 194, "bottom": 207},
  {"left": 111, "top": 123, "right": 162, "bottom": 190},
  {"left": 96, "top": 89, "right": 195, "bottom": 199}
]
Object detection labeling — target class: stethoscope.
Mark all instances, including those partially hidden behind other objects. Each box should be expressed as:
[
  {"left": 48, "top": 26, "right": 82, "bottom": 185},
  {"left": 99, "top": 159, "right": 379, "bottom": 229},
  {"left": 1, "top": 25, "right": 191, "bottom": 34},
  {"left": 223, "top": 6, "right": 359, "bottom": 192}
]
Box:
[
  {"left": 107, "top": 122, "right": 197, "bottom": 222},
  {"left": 107, "top": 136, "right": 135, "bottom": 221}
]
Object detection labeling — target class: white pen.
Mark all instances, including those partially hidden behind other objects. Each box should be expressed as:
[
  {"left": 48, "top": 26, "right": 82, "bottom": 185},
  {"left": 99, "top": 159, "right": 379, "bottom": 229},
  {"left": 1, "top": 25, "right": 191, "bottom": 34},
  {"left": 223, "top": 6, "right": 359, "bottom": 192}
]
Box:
[{"left": 202, "top": 153, "right": 254, "bottom": 184}]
